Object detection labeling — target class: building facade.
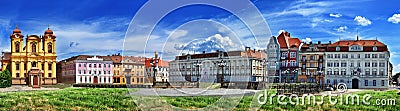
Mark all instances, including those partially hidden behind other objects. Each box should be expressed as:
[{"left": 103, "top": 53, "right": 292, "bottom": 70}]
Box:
[
  {"left": 266, "top": 36, "right": 280, "bottom": 83},
  {"left": 59, "top": 55, "right": 113, "bottom": 84},
  {"left": 145, "top": 52, "right": 169, "bottom": 83},
  {"left": 276, "top": 31, "right": 302, "bottom": 83},
  {"left": 325, "top": 37, "right": 390, "bottom": 89},
  {"left": 121, "top": 56, "right": 146, "bottom": 84},
  {"left": 298, "top": 41, "right": 327, "bottom": 84},
  {"left": 168, "top": 48, "right": 266, "bottom": 88},
  {"left": 1, "top": 26, "right": 57, "bottom": 85}
]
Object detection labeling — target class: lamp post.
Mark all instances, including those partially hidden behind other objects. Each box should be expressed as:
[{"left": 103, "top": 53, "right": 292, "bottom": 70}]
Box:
[
  {"left": 260, "top": 59, "right": 267, "bottom": 89},
  {"left": 193, "top": 60, "right": 202, "bottom": 88},
  {"left": 216, "top": 58, "right": 227, "bottom": 86}
]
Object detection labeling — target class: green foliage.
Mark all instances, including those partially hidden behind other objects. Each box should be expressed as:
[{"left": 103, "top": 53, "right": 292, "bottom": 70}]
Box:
[{"left": 0, "top": 69, "right": 12, "bottom": 88}]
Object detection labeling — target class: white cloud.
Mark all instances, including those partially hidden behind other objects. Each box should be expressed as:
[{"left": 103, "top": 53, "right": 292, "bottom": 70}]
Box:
[
  {"left": 354, "top": 16, "right": 372, "bottom": 26},
  {"left": 336, "top": 26, "right": 348, "bottom": 32},
  {"left": 173, "top": 34, "right": 239, "bottom": 52},
  {"left": 301, "top": 38, "right": 312, "bottom": 43},
  {"left": 329, "top": 13, "right": 342, "bottom": 18},
  {"left": 167, "top": 29, "right": 188, "bottom": 39},
  {"left": 388, "top": 14, "right": 400, "bottom": 24},
  {"left": 324, "top": 19, "right": 333, "bottom": 22}
]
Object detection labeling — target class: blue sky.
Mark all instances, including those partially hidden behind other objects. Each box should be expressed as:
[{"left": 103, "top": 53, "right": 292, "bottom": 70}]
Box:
[{"left": 0, "top": 0, "right": 400, "bottom": 72}]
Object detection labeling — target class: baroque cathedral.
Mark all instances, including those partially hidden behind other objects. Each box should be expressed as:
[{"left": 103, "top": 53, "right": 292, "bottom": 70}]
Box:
[{"left": 1, "top": 26, "right": 57, "bottom": 87}]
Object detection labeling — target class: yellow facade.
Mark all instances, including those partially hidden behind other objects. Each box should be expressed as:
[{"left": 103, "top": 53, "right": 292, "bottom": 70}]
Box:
[{"left": 2, "top": 26, "right": 57, "bottom": 85}]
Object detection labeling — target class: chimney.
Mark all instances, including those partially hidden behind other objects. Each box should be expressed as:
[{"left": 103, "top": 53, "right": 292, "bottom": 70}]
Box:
[
  {"left": 202, "top": 51, "right": 205, "bottom": 54},
  {"left": 182, "top": 53, "right": 186, "bottom": 56},
  {"left": 253, "top": 49, "right": 256, "bottom": 53},
  {"left": 329, "top": 41, "right": 331, "bottom": 44},
  {"left": 318, "top": 41, "right": 321, "bottom": 44},
  {"left": 309, "top": 41, "right": 312, "bottom": 44},
  {"left": 216, "top": 50, "right": 219, "bottom": 52}
]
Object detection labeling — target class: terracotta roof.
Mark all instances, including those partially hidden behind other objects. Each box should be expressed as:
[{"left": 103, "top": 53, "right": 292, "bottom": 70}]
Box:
[
  {"left": 328, "top": 40, "right": 386, "bottom": 47},
  {"left": 276, "top": 31, "right": 301, "bottom": 48},
  {"left": 108, "top": 55, "right": 122, "bottom": 63},
  {"left": 145, "top": 58, "right": 169, "bottom": 67},
  {"left": 122, "top": 56, "right": 146, "bottom": 64}
]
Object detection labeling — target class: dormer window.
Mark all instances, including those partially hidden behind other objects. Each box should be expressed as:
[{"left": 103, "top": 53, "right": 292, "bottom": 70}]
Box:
[
  {"left": 349, "top": 45, "right": 363, "bottom": 51},
  {"left": 336, "top": 46, "right": 340, "bottom": 51},
  {"left": 373, "top": 46, "right": 377, "bottom": 51}
]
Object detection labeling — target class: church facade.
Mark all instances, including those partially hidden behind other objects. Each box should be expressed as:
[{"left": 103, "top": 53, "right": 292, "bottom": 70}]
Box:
[{"left": 1, "top": 26, "right": 57, "bottom": 85}]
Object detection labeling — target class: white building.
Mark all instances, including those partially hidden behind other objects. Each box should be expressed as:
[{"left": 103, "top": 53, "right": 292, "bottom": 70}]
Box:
[
  {"left": 168, "top": 47, "right": 267, "bottom": 88},
  {"left": 325, "top": 38, "right": 390, "bottom": 89}
]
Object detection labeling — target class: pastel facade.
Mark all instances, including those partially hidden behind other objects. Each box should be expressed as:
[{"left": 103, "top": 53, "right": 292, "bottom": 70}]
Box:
[
  {"left": 1, "top": 26, "right": 57, "bottom": 85},
  {"left": 325, "top": 37, "right": 390, "bottom": 89},
  {"left": 58, "top": 55, "right": 113, "bottom": 84}
]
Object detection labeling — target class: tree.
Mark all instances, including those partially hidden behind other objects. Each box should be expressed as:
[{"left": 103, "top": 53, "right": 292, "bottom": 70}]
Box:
[{"left": 0, "top": 70, "right": 12, "bottom": 88}]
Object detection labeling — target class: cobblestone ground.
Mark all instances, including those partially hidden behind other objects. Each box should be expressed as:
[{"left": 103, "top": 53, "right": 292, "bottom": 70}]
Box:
[{"left": 0, "top": 85, "right": 59, "bottom": 93}]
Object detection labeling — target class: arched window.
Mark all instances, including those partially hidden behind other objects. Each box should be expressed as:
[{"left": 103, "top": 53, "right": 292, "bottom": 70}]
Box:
[
  {"left": 15, "top": 42, "right": 20, "bottom": 52},
  {"left": 31, "top": 42, "right": 37, "bottom": 52},
  {"left": 48, "top": 42, "right": 52, "bottom": 53},
  {"left": 32, "top": 62, "right": 37, "bottom": 67}
]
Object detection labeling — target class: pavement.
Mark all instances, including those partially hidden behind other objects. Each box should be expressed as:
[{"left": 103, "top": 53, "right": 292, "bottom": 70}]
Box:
[
  {"left": 0, "top": 85, "right": 59, "bottom": 93},
  {"left": 130, "top": 88, "right": 261, "bottom": 97}
]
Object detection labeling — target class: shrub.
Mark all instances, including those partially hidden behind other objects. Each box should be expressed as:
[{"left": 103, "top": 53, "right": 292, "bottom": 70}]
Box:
[{"left": 0, "top": 70, "right": 12, "bottom": 88}]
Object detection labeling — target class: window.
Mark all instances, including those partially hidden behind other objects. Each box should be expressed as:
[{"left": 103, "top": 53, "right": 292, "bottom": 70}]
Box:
[
  {"left": 365, "top": 80, "right": 368, "bottom": 86},
  {"left": 336, "top": 46, "right": 340, "bottom": 51},
  {"left": 290, "top": 52, "right": 296, "bottom": 58},
  {"left": 16, "top": 63, "right": 20, "bottom": 70},
  {"left": 342, "top": 54, "right": 348, "bottom": 58},
  {"left": 341, "top": 69, "right": 346, "bottom": 75},
  {"left": 357, "top": 54, "right": 361, "bottom": 58},
  {"left": 310, "top": 55, "right": 314, "bottom": 60},
  {"left": 379, "top": 62, "right": 385, "bottom": 67},
  {"left": 335, "top": 54, "right": 340, "bottom": 58},
  {"left": 373, "top": 46, "right": 377, "bottom": 51},
  {"left": 15, "top": 42, "right": 20, "bottom": 52},
  {"left": 334, "top": 61, "right": 339, "bottom": 67},
  {"left": 327, "top": 62, "right": 332, "bottom": 67},
  {"left": 49, "top": 73, "right": 52, "bottom": 77},
  {"left": 372, "top": 54, "right": 378, "bottom": 58},
  {"left": 99, "top": 64, "right": 102, "bottom": 68},
  {"left": 327, "top": 79, "right": 331, "bottom": 84},
  {"left": 372, "top": 62, "right": 377, "bottom": 67},
  {"left": 372, "top": 70, "right": 377, "bottom": 76},
  {"left": 379, "top": 54, "right": 385, "bottom": 58},
  {"left": 282, "top": 52, "right": 288, "bottom": 58},
  {"left": 379, "top": 70, "right": 384, "bottom": 76},
  {"left": 350, "top": 45, "right": 362, "bottom": 51},
  {"left": 373, "top": 80, "right": 376, "bottom": 86},
  {"left": 302, "top": 56, "right": 306, "bottom": 61},
  {"left": 32, "top": 62, "right": 37, "bottom": 67},
  {"left": 31, "top": 42, "right": 37, "bottom": 52},
  {"left": 381, "top": 80, "right": 385, "bottom": 86},
  {"left": 94, "top": 64, "right": 97, "bottom": 68},
  {"left": 365, "top": 62, "right": 370, "bottom": 67},
  {"left": 47, "top": 42, "right": 52, "bottom": 53},
  {"left": 79, "top": 64, "right": 81, "bottom": 67},
  {"left": 290, "top": 61, "right": 296, "bottom": 67},
  {"left": 42, "top": 63, "right": 44, "bottom": 70},
  {"left": 48, "top": 63, "right": 52, "bottom": 70},
  {"left": 334, "top": 70, "right": 339, "bottom": 75},
  {"left": 341, "top": 61, "right": 347, "bottom": 67},
  {"left": 16, "top": 73, "right": 20, "bottom": 77},
  {"left": 365, "top": 54, "right": 370, "bottom": 58},
  {"left": 89, "top": 64, "right": 91, "bottom": 67},
  {"left": 328, "top": 54, "right": 333, "bottom": 58},
  {"left": 350, "top": 54, "right": 354, "bottom": 58},
  {"left": 365, "top": 69, "right": 370, "bottom": 75}
]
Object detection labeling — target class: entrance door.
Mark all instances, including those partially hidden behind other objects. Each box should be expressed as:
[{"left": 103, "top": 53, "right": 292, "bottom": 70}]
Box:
[
  {"left": 33, "top": 75, "right": 38, "bottom": 85},
  {"left": 94, "top": 76, "right": 98, "bottom": 84},
  {"left": 352, "top": 78, "right": 359, "bottom": 89}
]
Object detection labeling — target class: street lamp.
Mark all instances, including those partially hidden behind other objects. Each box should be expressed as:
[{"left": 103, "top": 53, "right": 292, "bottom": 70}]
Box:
[
  {"left": 260, "top": 59, "right": 268, "bottom": 89},
  {"left": 193, "top": 60, "right": 202, "bottom": 88},
  {"left": 215, "top": 59, "right": 227, "bottom": 84}
]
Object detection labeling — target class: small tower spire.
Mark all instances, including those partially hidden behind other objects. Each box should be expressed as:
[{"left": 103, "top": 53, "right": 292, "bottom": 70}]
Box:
[
  {"left": 16, "top": 24, "right": 18, "bottom": 29},
  {"left": 356, "top": 29, "right": 359, "bottom": 41},
  {"left": 47, "top": 24, "right": 50, "bottom": 30}
]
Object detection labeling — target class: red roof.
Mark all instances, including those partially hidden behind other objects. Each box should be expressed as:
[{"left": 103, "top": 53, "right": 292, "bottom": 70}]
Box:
[
  {"left": 277, "top": 31, "right": 301, "bottom": 48},
  {"left": 328, "top": 40, "right": 386, "bottom": 47}
]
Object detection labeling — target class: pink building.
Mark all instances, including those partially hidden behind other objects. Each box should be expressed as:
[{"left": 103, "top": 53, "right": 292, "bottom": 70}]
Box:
[{"left": 58, "top": 55, "right": 113, "bottom": 84}]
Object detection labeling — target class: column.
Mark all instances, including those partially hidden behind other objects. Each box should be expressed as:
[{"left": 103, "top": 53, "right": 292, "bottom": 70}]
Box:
[{"left": 52, "top": 62, "right": 56, "bottom": 78}]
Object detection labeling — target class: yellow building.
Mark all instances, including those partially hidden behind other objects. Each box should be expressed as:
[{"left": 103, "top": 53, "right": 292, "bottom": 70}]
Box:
[
  {"left": 108, "top": 54, "right": 146, "bottom": 84},
  {"left": 1, "top": 26, "right": 57, "bottom": 85}
]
